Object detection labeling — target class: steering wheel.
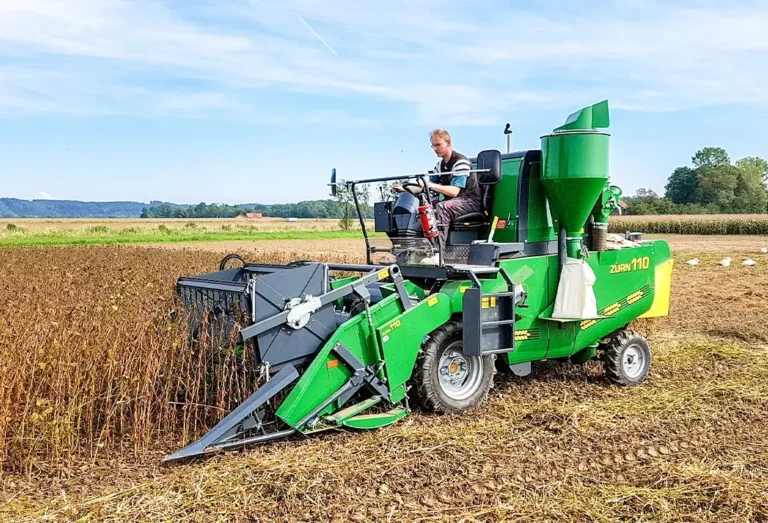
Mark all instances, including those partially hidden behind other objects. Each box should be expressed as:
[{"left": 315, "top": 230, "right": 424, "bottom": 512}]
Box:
[{"left": 400, "top": 182, "right": 423, "bottom": 195}]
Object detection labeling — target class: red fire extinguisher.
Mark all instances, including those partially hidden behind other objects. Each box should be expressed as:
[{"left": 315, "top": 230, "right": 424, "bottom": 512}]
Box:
[{"left": 418, "top": 204, "right": 439, "bottom": 239}]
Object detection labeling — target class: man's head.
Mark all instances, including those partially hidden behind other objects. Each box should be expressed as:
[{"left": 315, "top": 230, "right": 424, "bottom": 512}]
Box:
[{"left": 430, "top": 129, "right": 453, "bottom": 161}]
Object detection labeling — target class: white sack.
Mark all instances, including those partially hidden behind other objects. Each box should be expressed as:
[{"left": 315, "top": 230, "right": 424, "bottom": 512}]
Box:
[{"left": 553, "top": 257, "right": 598, "bottom": 319}]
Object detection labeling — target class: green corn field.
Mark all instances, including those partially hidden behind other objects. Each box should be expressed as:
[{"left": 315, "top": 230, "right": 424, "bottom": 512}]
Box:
[{"left": 610, "top": 214, "right": 768, "bottom": 235}]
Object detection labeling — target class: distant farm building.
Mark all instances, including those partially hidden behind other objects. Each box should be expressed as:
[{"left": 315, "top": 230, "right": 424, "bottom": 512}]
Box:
[{"left": 237, "top": 212, "right": 263, "bottom": 219}]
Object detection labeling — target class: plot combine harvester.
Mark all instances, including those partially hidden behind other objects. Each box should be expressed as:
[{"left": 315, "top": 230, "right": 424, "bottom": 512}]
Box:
[{"left": 165, "top": 101, "right": 673, "bottom": 462}]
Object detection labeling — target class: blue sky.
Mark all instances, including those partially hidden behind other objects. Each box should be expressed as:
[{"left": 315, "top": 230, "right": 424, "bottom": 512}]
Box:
[{"left": 1, "top": 0, "right": 766, "bottom": 204}]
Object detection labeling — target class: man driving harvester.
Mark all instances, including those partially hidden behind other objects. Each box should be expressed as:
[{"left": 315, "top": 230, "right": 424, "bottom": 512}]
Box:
[{"left": 393, "top": 129, "right": 484, "bottom": 260}]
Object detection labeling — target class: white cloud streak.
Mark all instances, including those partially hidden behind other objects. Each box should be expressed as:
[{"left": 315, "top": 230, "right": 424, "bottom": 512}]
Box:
[
  {"left": 0, "top": 0, "right": 765, "bottom": 124},
  {"left": 295, "top": 13, "right": 337, "bottom": 56}
]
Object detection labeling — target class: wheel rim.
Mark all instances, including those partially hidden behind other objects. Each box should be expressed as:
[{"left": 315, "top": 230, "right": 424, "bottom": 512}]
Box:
[
  {"left": 622, "top": 344, "right": 645, "bottom": 379},
  {"left": 437, "top": 341, "right": 484, "bottom": 401}
]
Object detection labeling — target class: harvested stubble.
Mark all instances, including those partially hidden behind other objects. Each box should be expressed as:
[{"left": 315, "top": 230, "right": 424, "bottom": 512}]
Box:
[
  {"left": 4, "top": 341, "right": 768, "bottom": 521},
  {"left": 1, "top": 243, "right": 768, "bottom": 522},
  {"left": 611, "top": 214, "right": 768, "bottom": 235}
]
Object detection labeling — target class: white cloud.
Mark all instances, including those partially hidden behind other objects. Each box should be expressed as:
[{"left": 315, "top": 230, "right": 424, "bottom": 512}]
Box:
[
  {"left": 0, "top": 0, "right": 766, "bottom": 123},
  {"left": 39, "top": 191, "right": 57, "bottom": 199}
]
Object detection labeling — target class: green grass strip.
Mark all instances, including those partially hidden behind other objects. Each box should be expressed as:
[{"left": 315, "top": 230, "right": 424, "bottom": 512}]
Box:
[{"left": 0, "top": 230, "right": 385, "bottom": 248}]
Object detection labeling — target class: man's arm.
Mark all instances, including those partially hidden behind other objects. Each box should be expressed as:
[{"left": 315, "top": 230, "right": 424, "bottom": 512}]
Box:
[
  {"left": 429, "top": 182, "right": 460, "bottom": 198},
  {"left": 392, "top": 179, "right": 460, "bottom": 197}
]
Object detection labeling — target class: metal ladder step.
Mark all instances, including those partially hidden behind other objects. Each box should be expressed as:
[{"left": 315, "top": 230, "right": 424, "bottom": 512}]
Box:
[
  {"left": 324, "top": 396, "right": 382, "bottom": 424},
  {"left": 484, "top": 292, "right": 518, "bottom": 298},
  {"left": 482, "top": 347, "right": 516, "bottom": 355},
  {"left": 482, "top": 319, "right": 515, "bottom": 327}
]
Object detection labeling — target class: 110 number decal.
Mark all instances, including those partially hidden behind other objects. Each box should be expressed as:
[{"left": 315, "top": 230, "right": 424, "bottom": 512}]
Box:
[{"left": 610, "top": 256, "right": 650, "bottom": 274}]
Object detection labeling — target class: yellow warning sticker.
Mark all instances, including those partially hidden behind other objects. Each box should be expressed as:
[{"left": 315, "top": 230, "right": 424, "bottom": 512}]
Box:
[
  {"left": 481, "top": 296, "right": 497, "bottom": 309},
  {"left": 377, "top": 269, "right": 390, "bottom": 280},
  {"left": 428, "top": 296, "right": 438, "bottom": 307}
]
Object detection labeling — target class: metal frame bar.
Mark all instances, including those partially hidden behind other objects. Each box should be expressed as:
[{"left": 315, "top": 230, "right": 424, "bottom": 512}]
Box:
[
  {"left": 241, "top": 264, "right": 409, "bottom": 342},
  {"left": 163, "top": 364, "right": 301, "bottom": 462},
  {"left": 330, "top": 169, "right": 491, "bottom": 187},
  {"left": 342, "top": 170, "right": 449, "bottom": 268},
  {"left": 176, "top": 278, "right": 247, "bottom": 293}
]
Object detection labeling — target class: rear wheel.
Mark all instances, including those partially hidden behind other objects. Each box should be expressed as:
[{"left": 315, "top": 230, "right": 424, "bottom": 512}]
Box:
[
  {"left": 602, "top": 330, "right": 651, "bottom": 386},
  {"left": 411, "top": 321, "right": 496, "bottom": 413}
]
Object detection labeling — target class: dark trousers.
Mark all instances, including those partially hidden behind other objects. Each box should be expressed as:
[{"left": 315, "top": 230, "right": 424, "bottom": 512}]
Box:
[{"left": 434, "top": 197, "right": 483, "bottom": 252}]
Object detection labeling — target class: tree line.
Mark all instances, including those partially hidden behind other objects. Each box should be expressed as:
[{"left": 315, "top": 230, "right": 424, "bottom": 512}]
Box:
[
  {"left": 623, "top": 147, "right": 768, "bottom": 215},
  {"left": 140, "top": 199, "right": 375, "bottom": 220}
]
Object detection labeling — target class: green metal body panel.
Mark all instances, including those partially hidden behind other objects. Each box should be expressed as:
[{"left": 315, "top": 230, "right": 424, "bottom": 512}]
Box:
[
  {"left": 435, "top": 239, "right": 673, "bottom": 366},
  {"left": 376, "top": 292, "right": 453, "bottom": 403},
  {"left": 440, "top": 279, "right": 507, "bottom": 312},
  {"left": 488, "top": 158, "right": 521, "bottom": 243},
  {"left": 275, "top": 291, "right": 453, "bottom": 428},
  {"left": 500, "top": 256, "right": 552, "bottom": 362},
  {"left": 540, "top": 131, "right": 610, "bottom": 236},
  {"left": 525, "top": 161, "right": 560, "bottom": 244},
  {"left": 330, "top": 276, "right": 359, "bottom": 289},
  {"left": 380, "top": 280, "right": 425, "bottom": 301},
  {"left": 485, "top": 156, "right": 560, "bottom": 246},
  {"left": 276, "top": 293, "right": 404, "bottom": 427},
  {"left": 574, "top": 240, "right": 671, "bottom": 349},
  {"left": 540, "top": 101, "right": 612, "bottom": 259},
  {"left": 554, "top": 100, "right": 610, "bottom": 132}
]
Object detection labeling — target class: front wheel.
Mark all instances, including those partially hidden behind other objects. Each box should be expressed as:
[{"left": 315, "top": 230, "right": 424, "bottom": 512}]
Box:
[
  {"left": 602, "top": 330, "right": 652, "bottom": 386},
  {"left": 410, "top": 321, "right": 496, "bottom": 413}
]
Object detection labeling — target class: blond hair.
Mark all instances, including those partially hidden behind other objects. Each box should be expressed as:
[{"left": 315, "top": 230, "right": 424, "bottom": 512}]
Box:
[{"left": 430, "top": 129, "right": 452, "bottom": 144}]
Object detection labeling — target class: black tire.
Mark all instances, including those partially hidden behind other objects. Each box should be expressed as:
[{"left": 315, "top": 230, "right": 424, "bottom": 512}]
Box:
[
  {"left": 410, "top": 320, "right": 496, "bottom": 413},
  {"left": 219, "top": 253, "right": 245, "bottom": 271},
  {"left": 602, "top": 330, "right": 651, "bottom": 386}
]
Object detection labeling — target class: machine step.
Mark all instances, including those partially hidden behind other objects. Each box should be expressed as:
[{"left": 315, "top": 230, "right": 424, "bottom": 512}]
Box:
[
  {"left": 482, "top": 319, "right": 515, "bottom": 327},
  {"left": 324, "top": 396, "right": 382, "bottom": 424},
  {"left": 343, "top": 406, "right": 409, "bottom": 430},
  {"left": 463, "top": 284, "right": 518, "bottom": 357},
  {"left": 484, "top": 291, "right": 518, "bottom": 298}
]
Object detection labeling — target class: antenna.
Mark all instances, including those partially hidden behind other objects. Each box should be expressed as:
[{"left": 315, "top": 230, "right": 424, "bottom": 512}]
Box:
[{"left": 503, "top": 123, "right": 512, "bottom": 153}]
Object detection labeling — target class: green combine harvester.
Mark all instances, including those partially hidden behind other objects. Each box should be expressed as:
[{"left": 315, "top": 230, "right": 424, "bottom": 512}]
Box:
[{"left": 165, "top": 101, "right": 674, "bottom": 462}]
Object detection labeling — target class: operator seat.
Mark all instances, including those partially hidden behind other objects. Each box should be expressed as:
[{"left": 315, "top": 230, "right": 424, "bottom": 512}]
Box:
[{"left": 450, "top": 149, "right": 502, "bottom": 227}]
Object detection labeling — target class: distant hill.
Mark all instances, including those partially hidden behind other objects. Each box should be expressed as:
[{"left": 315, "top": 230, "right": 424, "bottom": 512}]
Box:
[
  {"left": 0, "top": 198, "right": 373, "bottom": 219},
  {"left": 0, "top": 198, "right": 183, "bottom": 218}
]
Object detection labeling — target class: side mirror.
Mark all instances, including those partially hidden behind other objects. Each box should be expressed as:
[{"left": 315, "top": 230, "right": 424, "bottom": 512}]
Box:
[
  {"left": 330, "top": 168, "right": 337, "bottom": 196},
  {"left": 476, "top": 150, "right": 502, "bottom": 184}
]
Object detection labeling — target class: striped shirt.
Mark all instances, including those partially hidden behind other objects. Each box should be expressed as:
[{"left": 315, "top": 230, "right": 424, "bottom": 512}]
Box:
[{"left": 429, "top": 150, "right": 481, "bottom": 204}]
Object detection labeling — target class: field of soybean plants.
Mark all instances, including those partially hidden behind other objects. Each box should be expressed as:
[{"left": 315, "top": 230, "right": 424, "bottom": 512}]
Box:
[{"left": 2, "top": 233, "right": 768, "bottom": 521}]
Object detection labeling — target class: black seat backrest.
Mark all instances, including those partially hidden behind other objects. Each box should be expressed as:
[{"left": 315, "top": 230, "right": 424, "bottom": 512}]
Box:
[{"left": 476, "top": 150, "right": 501, "bottom": 213}]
